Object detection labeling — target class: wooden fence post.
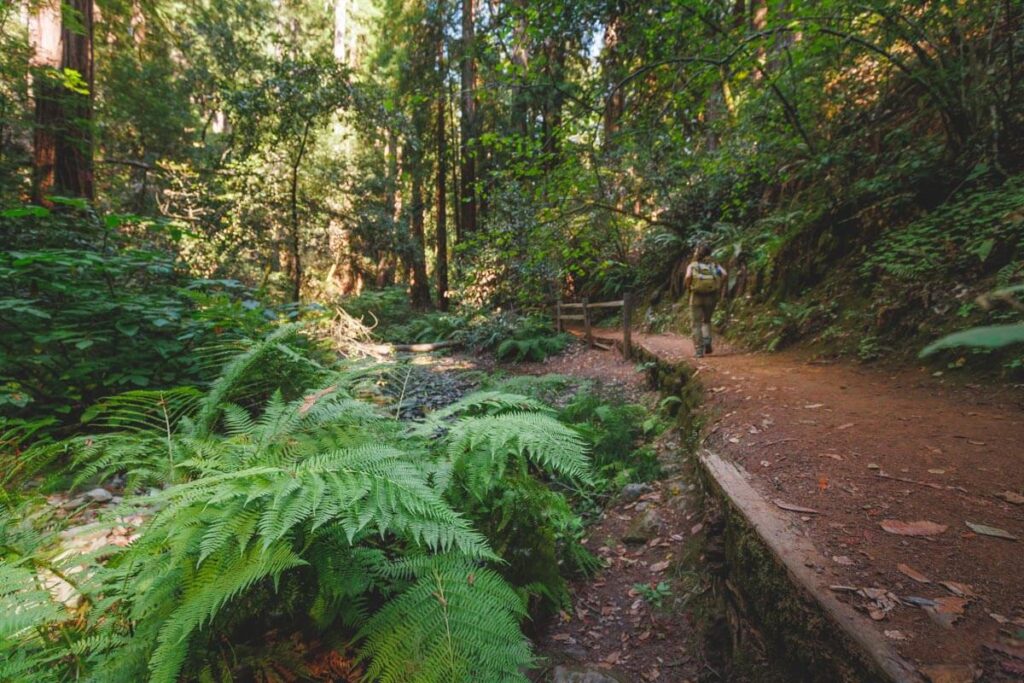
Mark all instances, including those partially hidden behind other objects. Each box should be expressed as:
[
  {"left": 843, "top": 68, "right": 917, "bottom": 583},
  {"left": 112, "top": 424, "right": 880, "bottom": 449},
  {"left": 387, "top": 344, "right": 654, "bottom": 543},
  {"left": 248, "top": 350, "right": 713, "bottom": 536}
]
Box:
[
  {"left": 582, "top": 297, "right": 593, "bottom": 348},
  {"left": 622, "top": 291, "right": 633, "bottom": 360}
]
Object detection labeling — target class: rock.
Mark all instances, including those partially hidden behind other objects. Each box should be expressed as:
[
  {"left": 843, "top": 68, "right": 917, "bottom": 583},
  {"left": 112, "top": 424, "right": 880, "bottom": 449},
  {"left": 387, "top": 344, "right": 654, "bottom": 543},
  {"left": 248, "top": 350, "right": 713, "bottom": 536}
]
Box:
[
  {"left": 620, "top": 482, "right": 652, "bottom": 502},
  {"left": 86, "top": 488, "right": 113, "bottom": 503},
  {"left": 552, "top": 666, "right": 625, "bottom": 683},
  {"left": 61, "top": 496, "right": 86, "bottom": 509},
  {"left": 622, "top": 509, "right": 663, "bottom": 545},
  {"left": 110, "top": 496, "right": 123, "bottom": 505}
]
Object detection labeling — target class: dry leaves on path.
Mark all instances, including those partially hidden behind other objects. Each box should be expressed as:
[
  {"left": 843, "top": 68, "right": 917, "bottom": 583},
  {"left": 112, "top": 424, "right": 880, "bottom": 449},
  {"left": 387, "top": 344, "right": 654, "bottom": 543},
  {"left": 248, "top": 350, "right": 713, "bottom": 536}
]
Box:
[
  {"left": 880, "top": 519, "right": 947, "bottom": 536},
  {"left": 924, "top": 596, "right": 970, "bottom": 629},
  {"left": 897, "top": 563, "right": 932, "bottom": 584},
  {"left": 773, "top": 499, "right": 820, "bottom": 514},
  {"left": 995, "top": 490, "right": 1024, "bottom": 505},
  {"left": 918, "top": 663, "right": 981, "bottom": 683},
  {"left": 964, "top": 521, "right": 1018, "bottom": 541}
]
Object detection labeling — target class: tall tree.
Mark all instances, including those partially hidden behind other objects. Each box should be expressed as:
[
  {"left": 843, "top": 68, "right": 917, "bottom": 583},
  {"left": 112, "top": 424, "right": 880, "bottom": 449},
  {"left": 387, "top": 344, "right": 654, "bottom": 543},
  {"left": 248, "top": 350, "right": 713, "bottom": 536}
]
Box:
[
  {"left": 435, "top": 3, "right": 449, "bottom": 310},
  {"left": 28, "top": 0, "right": 60, "bottom": 202},
  {"left": 458, "top": 0, "right": 477, "bottom": 238}
]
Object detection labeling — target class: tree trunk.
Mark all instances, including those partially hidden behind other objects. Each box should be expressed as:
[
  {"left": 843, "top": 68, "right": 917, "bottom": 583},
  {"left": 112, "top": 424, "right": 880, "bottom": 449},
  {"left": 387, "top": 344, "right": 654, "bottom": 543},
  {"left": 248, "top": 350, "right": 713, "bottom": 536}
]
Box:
[
  {"left": 408, "top": 171, "right": 432, "bottom": 309},
  {"left": 458, "top": 0, "right": 477, "bottom": 236},
  {"left": 601, "top": 4, "right": 625, "bottom": 148},
  {"left": 29, "top": 0, "right": 61, "bottom": 203},
  {"left": 751, "top": 0, "right": 767, "bottom": 80},
  {"left": 435, "top": 19, "right": 450, "bottom": 311},
  {"left": 288, "top": 123, "right": 312, "bottom": 302},
  {"left": 58, "top": 0, "right": 94, "bottom": 198}
]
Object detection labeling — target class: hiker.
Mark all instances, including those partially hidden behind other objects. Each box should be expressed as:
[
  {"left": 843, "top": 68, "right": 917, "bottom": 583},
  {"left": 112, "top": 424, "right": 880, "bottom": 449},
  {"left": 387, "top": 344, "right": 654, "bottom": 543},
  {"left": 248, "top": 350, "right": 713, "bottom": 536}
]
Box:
[{"left": 683, "top": 244, "right": 726, "bottom": 358}]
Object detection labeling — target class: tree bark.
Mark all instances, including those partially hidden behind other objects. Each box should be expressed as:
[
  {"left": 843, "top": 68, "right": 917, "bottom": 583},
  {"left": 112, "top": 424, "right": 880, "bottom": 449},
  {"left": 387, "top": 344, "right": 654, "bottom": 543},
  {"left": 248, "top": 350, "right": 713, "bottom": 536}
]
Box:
[
  {"left": 408, "top": 170, "right": 432, "bottom": 309},
  {"left": 458, "top": 0, "right": 477, "bottom": 236},
  {"left": 57, "top": 0, "right": 94, "bottom": 198},
  {"left": 435, "top": 16, "right": 450, "bottom": 311},
  {"left": 29, "top": 0, "right": 61, "bottom": 203},
  {"left": 288, "top": 122, "right": 312, "bottom": 302},
  {"left": 602, "top": 5, "right": 625, "bottom": 147}
]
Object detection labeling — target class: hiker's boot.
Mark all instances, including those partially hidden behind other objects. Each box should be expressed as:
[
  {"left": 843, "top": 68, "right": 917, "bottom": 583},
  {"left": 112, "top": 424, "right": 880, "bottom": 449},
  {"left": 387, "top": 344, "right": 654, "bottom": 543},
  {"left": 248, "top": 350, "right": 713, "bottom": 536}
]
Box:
[
  {"left": 694, "top": 345, "right": 704, "bottom": 359},
  {"left": 705, "top": 340, "right": 713, "bottom": 355}
]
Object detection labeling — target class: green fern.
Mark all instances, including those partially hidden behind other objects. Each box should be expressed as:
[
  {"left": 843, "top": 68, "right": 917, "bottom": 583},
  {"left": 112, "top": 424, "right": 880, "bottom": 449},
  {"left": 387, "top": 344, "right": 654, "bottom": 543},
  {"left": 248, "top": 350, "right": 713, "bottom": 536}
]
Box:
[
  {"left": 5, "top": 329, "right": 598, "bottom": 683},
  {"left": 358, "top": 554, "right": 534, "bottom": 683},
  {"left": 445, "top": 412, "right": 593, "bottom": 497}
]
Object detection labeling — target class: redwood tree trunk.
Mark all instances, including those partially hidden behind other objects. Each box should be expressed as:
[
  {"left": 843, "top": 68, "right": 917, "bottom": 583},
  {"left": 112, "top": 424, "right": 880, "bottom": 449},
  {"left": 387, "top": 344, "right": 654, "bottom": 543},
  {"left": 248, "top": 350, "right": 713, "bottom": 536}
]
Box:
[
  {"left": 57, "top": 0, "right": 94, "bottom": 199},
  {"left": 435, "top": 22, "right": 449, "bottom": 311},
  {"left": 458, "top": 0, "right": 477, "bottom": 237},
  {"left": 408, "top": 171, "right": 432, "bottom": 309},
  {"left": 29, "top": 0, "right": 61, "bottom": 203}
]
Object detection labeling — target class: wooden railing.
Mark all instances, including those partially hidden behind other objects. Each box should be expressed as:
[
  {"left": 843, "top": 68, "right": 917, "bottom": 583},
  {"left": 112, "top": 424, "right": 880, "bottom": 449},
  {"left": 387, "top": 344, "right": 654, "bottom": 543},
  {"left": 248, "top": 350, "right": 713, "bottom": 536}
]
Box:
[{"left": 554, "top": 292, "right": 634, "bottom": 359}]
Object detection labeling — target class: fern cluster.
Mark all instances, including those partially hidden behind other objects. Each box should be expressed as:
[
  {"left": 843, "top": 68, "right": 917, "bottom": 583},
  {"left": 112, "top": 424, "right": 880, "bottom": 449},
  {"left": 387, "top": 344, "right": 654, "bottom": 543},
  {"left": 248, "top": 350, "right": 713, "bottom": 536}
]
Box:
[{"left": 4, "top": 326, "right": 598, "bottom": 682}]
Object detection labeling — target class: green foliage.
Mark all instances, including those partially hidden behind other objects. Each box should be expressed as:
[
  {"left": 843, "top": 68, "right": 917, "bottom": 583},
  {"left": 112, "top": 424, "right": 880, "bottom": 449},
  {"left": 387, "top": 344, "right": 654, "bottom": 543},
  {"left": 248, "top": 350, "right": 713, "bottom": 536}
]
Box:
[
  {"left": 558, "top": 391, "right": 661, "bottom": 491},
  {"left": 358, "top": 555, "right": 534, "bottom": 682},
  {"left": 921, "top": 324, "right": 1024, "bottom": 357},
  {"left": 463, "top": 312, "right": 570, "bottom": 362},
  {"left": 632, "top": 581, "right": 672, "bottom": 609},
  {"left": 0, "top": 206, "right": 272, "bottom": 433},
  {"left": 2, "top": 328, "right": 611, "bottom": 683}
]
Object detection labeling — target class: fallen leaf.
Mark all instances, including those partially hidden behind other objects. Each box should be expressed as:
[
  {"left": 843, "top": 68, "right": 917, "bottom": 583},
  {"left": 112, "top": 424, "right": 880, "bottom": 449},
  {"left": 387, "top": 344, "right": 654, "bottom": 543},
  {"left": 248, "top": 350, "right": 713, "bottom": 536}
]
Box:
[
  {"left": 837, "top": 422, "right": 855, "bottom": 430},
  {"left": 967, "top": 440, "right": 986, "bottom": 446},
  {"left": 939, "top": 581, "right": 976, "bottom": 598},
  {"left": 903, "top": 596, "right": 937, "bottom": 607},
  {"left": 990, "top": 613, "right": 1009, "bottom": 624},
  {"left": 819, "top": 453, "right": 843, "bottom": 460},
  {"left": 604, "top": 651, "right": 621, "bottom": 665},
  {"left": 774, "top": 499, "right": 820, "bottom": 514},
  {"left": 884, "top": 630, "right": 909, "bottom": 641},
  {"left": 928, "top": 469, "right": 946, "bottom": 475},
  {"left": 638, "top": 630, "right": 651, "bottom": 641},
  {"left": 965, "top": 521, "right": 1019, "bottom": 541},
  {"left": 995, "top": 490, "right": 1024, "bottom": 505},
  {"left": 552, "top": 633, "right": 572, "bottom": 641},
  {"left": 924, "top": 597, "right": 969, "bottom": 629},
  {"left": 934, "top": 597, "right": 969, "bottom": 614},
  {"left": 804, "top": 403, "right": 825, "bottom": 409},
  {"left": 984, "top": 639, "right": 1024, "bottom": 660},
  {"left": 690, "top": 523, "right": 703, "bottom": 535},
  {"left": 880, "top": 519, "right": 948, "bottom": 536},
  {"left": 918, "top": 664, "right": 981, "bottom": 683},
  {"left": 897, "top": 563, "right": 932, "bottom": 584},
  {"left": 818, "top": 475, "right": 830, "bottom": 492},
  {"left": 650, "top": 560, "right": 670, "bottom": 573},
  {"left": 832, "top": 555, "right": 854, "bottom": 566}
]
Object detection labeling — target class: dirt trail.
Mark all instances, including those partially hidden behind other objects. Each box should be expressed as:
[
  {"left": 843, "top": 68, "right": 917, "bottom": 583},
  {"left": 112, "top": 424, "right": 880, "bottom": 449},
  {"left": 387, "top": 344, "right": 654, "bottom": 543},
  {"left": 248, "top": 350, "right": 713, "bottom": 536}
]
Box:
[
  {"left": 521, "top": 346, "right": 772, "bottom": 683},
  {"left": 575, "top": 327, "right": 1024, "bottom": 681}
]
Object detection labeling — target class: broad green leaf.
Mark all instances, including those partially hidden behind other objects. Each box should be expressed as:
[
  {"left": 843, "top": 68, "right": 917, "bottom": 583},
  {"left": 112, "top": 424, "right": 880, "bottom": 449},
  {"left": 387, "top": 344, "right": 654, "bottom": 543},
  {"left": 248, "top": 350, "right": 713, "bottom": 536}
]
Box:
[{"left": 920, "top": 324, "right": 1024, "bottom": 357}]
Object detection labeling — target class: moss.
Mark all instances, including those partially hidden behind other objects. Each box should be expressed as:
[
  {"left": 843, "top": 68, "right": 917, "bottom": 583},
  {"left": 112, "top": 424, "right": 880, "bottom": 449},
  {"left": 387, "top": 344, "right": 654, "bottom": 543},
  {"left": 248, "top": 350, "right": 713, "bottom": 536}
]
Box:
[{"left": 639, "top": 347, "right": 890, "bottom": 682}]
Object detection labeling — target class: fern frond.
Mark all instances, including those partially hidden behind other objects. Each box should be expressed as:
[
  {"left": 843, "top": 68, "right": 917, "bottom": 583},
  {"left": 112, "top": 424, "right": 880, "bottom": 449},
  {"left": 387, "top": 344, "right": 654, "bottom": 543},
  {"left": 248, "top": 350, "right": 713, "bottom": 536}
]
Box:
[
  {"left": 80, "top": 387, "right": 202, "bottom": 434},
  {"left": 445, "top": 412, "right": 592, "bottom": 497},
  {"left": 358, "top": 555, "right": 533, "bottom": 683}
]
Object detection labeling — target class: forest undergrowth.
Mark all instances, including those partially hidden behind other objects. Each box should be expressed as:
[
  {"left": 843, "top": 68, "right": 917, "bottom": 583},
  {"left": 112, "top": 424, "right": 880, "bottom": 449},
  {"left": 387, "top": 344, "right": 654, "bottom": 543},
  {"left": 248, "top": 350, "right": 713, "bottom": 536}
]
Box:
[{"left": 1, "top": 299, "right": 667, "bottom": 682}]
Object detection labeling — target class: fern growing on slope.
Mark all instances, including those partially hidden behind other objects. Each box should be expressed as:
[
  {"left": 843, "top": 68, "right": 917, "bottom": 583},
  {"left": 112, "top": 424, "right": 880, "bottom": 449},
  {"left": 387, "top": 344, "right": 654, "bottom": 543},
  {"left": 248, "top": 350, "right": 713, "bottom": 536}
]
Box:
[
  {"left": 4, "top": 330, "right": 600, "bottom": 683},
  {"left": 358, "top": 554, "right": 534, "bottom": 682}
]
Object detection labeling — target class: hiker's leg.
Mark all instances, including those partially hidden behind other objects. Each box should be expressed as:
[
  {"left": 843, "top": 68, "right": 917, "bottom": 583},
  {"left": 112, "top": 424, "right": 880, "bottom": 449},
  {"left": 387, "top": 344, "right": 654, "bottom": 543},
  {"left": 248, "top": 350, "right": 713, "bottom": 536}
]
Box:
[
  {"left": 703, "top": 300, "right": 717, "bottom": 353},
  {"left": 690, "top": 304, "right": 704, "bottom": 357}
]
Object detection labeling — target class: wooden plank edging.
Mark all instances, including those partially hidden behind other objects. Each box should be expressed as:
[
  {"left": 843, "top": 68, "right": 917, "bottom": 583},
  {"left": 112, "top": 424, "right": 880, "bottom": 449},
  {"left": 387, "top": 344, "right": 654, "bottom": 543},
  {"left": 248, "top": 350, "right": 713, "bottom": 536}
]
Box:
[{"left": 698, "top": 448, "right": 924, "bottom": 683}]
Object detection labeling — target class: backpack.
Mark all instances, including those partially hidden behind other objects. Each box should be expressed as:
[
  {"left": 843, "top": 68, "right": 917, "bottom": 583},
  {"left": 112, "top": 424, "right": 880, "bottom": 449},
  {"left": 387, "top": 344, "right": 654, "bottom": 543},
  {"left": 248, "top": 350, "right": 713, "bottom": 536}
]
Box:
[{"left": 690, "top": 261, "right": 720, "bottom": 294}]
